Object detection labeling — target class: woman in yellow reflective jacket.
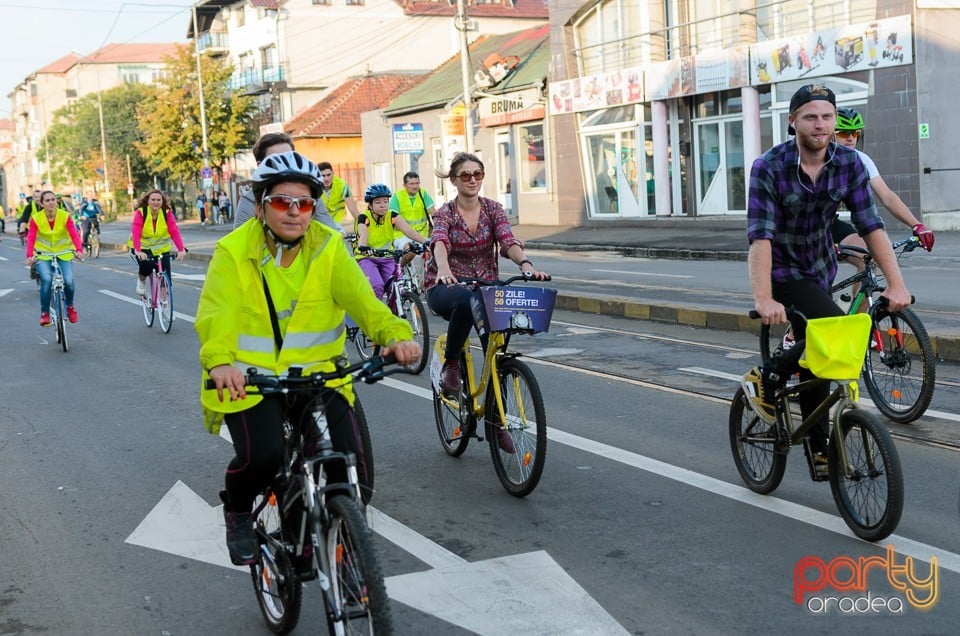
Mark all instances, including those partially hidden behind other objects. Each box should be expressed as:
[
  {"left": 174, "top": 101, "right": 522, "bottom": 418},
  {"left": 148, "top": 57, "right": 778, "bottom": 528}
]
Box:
[{"left": 196, "top": 151, "right": 421, "bottom": 566}]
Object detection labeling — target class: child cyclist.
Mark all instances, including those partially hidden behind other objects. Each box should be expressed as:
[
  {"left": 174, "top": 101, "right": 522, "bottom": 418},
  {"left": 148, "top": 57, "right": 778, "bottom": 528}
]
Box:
[
  {"left": 196, "top": 152, "right": 421, "bottom": 566},
  {"left": 354, "top": 183, "right": 428, "bottom": 300}
]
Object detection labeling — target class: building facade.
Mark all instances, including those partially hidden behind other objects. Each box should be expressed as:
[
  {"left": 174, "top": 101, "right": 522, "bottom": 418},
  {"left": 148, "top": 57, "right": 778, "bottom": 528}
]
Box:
[{"left": 547, "top": 0, "right": 960, "bottom": 229}]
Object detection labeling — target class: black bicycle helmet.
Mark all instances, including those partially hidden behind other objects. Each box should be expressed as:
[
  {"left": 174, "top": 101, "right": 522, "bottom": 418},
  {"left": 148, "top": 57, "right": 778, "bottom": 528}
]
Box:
[
  {"left": 836, "top": 107, "right": 864, "bottom": 132},
  {"left": 364, "top": 183, "right": 392, "bottom": 203},
  {"left": 251, "top": 151, "right": 323, "bottom": 201}
]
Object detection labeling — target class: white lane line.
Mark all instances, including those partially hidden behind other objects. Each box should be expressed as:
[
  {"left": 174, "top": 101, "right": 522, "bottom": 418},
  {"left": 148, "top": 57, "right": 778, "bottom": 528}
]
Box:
[
  {"left": 680, "top": 366, "right": 960, "bottom": 423},
  {"left": 592, "top": 268, "right": 692, "bottom": 278},
  {"left": 98, "top": 289, "right": 196, "bottom": 323},
  {"left": 382, "top": 373, "right": 960, "bottom": 573}
]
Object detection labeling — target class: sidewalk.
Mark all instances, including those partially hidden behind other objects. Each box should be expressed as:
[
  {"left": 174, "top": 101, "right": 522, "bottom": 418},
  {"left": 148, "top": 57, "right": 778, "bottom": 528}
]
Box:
[{"left": 92, "top": 215, "right": 960, "bottom": 361}]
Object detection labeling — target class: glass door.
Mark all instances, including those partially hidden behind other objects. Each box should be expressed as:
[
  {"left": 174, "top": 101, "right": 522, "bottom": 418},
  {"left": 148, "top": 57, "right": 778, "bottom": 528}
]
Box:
[
  {"left": 494, "top": 130, "right": 514, "bottom": 217},
  {"left": 582, "top": 128, "right": 642, "bottom": 218},
  {"left": 694, "top": 117, "right": 745, "bottom": 215}
]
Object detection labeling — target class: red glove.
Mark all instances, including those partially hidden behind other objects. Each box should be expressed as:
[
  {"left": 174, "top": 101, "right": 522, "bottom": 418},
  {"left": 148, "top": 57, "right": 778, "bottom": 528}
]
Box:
[{"left": 912, "top": 223, "right": 935, "bottom": 251}]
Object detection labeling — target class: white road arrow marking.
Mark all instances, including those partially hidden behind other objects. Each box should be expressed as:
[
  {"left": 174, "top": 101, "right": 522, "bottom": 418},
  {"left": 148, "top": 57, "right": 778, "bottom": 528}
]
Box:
[
  {"left": 0, "top": 288, "right": 13, "bottom": 298},
  {"left": 126, "top": 480, "right": 241, "bottom": 571},
  {"left": 128, "top": 483, "right": 629, "bottom": 633}
]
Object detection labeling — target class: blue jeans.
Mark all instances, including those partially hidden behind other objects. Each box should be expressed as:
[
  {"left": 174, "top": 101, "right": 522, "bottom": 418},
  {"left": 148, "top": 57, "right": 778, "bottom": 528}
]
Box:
[{"left": 35, "top": 258, "right": 76, "bottom": 314}]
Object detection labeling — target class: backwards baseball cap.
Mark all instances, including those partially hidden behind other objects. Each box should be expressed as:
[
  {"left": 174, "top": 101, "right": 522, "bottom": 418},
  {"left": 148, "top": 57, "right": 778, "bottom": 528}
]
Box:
[{"left": 787, "top": 84, "right": 837, "bottom": 135}]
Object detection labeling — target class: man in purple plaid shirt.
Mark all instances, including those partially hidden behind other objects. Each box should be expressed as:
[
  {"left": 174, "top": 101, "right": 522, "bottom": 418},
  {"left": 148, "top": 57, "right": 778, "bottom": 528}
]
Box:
[{"left": 742, "top": 84, "right": 911, "bottom": 474}]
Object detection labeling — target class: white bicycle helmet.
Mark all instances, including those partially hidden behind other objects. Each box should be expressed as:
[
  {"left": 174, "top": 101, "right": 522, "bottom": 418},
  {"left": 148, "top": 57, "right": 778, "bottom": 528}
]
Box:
[{"left": 251, "top": 151, "right": 323, "bottom": 200}]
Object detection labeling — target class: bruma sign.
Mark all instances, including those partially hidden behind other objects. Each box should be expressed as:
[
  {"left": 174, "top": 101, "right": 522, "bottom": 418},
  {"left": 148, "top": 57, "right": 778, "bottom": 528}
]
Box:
[{"left": 478, "top": 88, "right": 544, "bottom": 127}]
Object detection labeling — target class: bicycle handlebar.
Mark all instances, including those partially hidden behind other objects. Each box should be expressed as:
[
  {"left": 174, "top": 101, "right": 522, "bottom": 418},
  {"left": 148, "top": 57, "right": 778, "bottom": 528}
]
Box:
[
  {"left": 356, "top": 242, "right": 427, "bottom": 259},
  {"left": 204, "top": 354, "right": 400, "bottom": 393},
  {"left": 837, "top": 235, "right": 920, "bottom": 260},
  {"left": 453, "top": 272, "right": 553, "bottom": 286}
]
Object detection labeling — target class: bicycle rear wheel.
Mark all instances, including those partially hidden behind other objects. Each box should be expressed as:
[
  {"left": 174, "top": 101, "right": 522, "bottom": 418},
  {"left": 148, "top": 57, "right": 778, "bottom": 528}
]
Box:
[
  {"left": 433, "top": 355, "right": 474, "bottom": 457},
  {"left": 862, "top": 306, "right": 935, "bottom": 424},
  {"left": 829, "top": 409, "right": 904, "bottom": 541},
  {"left": 399, "top": 290, "right": 429, "bottom": 374},
  {"left": 486, "top": 358, "right": 547, "bottom": 497},
  {"left": 728, "top": 387, "right": 786, "bottom": 494},
  {"left": 251, "top": 492, "right": 303, "bottom": 634},
  {"left": 158, "top": 273, "right": 174, "bottom": 333},
  {"left": 323, "top": 495, "right": 392, "bottom": 633},
  {"left": 142, "top": 274, "right": 155, "bottom": 327},
  {"left": 352, "top": 394, "right": 375, "bottom": 505}
]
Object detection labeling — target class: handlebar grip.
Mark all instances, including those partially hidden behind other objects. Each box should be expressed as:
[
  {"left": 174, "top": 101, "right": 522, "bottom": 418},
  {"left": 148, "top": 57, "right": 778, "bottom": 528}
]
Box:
[
  {"left": 749, "top": 310, "right": 761, "bottom": 319},
  {"left": 204, "top": 379, "right": 216, "bottom": 390}
]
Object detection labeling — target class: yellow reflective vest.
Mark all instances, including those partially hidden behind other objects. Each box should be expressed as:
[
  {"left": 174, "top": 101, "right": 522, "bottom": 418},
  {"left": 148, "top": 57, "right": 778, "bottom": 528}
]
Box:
[
  {"left": 196, "top": 220, "right": 413, "bottom": 434},
  {"left": 321, "top": 176, "right": 349, "bottom": 224},
  {"left": 31, "top": 210, "right": 76, "bottom": 261},
  {"left": 128, "top": 207, "right": 173, "bottom": 253},
  {"left": 394, "top": 190, "right": 431, "bottom": 238}
]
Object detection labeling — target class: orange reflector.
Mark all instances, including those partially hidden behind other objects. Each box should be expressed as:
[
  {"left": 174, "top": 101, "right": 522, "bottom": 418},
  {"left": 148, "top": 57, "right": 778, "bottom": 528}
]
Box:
[
  {"left": 887, "top": 327, "right": 898, "bottom": 336},
  {"left": 892, "top": 389, "right": 902, "bottom": 399},
  {"left": 454, "top": 426, "right": 461, "bottom": 437},
  {"left": 522, "top": 452, "right": 532, "bottom": 467},
  {"left": 268, "top": 493, "right": 277, "bottom": 506},
  {"left": 336, "top": 544, "right": 344, "bottom": 564}
]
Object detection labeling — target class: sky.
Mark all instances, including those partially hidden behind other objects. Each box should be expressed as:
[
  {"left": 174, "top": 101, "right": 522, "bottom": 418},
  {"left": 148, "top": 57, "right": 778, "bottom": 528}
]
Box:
[{"left": 0, "top": 1, "right": 193, "bottom": 119}]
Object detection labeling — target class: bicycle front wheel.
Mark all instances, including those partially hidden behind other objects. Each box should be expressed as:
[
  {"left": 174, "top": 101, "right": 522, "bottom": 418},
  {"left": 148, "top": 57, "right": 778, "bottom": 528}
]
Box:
[
  {"left": 323, "top": 495, "right": 392, "bottom": 633},
  {"left": 55, "top": 290, "right": 69, "bottom": 352},
  {"left": 399, "top": 290, "right": 429, "bottom": 374},
  {"left": 433, "top": 355, "right": 474, "bottom": 457},
  {"left": 728, "top": 387, "right": 786, "bottom": 494},
  {"left": 486, "top": 358, "right": 547, "bottom": 497},
  {"left": 353, "top": 329, "right": 375, "bottom": 360},
  {"left": 863, "top": 306, "right": 936, "bottom": 423},
  {"left": 91, "top": 230, "right": 101, "bottom": 258},
  {"left": 829, "top": 409, "right": 904, "bottom": 541},
  {"left": 142, "top": 275, "right": 155, "bottom": 327},
  {"left": 158, "top": 273, "right": 174, "bottom": 333},
  {"left": 251, "top": 492, "right": 303, "bottom": 635},
  {"left": 352, "top": 393, "right": 375, "bottom": 505}
]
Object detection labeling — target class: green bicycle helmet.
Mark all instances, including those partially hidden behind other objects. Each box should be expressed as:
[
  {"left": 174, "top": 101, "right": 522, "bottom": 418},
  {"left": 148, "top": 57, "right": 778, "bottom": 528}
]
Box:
[{"left": 836, "top": 107, "right": 864, "bottom": 132}]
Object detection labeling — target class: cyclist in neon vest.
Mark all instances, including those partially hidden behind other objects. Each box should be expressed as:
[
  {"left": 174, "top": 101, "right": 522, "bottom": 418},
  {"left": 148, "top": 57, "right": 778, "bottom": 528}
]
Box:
[
  {"left": 197, "top": 151, "right": 421, "bottom": 565},
  {"left": 128, "top": 189, "right": 187, "bottom": 297},
  {"left": 25, "top": 190, "right": 84, "bottom": 326},
  {"left": 390, "top": 171, "right": 435, "bottom": 290},
  {"left": 317, "top": 161, "right": 358, "bottom": 228},
  {"left": 355, "top": 183, "right": 428, "bottom": 300}
]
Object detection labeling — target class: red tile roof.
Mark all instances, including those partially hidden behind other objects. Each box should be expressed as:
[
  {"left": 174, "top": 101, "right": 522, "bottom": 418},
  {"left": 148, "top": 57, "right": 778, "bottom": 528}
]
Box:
[
  {"left": 78, "top": 43, "right": 181, "bottom": 65},
  {"left": 285, "top": 73, "right": 428, "bottom": 138},
  {"left": 249, "top": 0, "right": 282, "bottom": 7},
  {"left": 35, "top": 53, "right": 83, "bottom": 75},
  {"left": 395, "top": 0, "right": 548, "bottom": 19}
]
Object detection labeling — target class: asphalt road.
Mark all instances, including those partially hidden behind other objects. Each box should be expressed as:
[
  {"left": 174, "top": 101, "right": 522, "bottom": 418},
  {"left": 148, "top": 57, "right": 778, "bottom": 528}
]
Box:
[{"left": 1, "top": 243, "right": 959, "bottom": 634}]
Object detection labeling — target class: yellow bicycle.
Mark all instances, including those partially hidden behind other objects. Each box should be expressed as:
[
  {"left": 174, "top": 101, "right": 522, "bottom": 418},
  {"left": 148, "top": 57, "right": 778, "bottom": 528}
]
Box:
[{"left": 430, "top": 275, "right": 556, "bottom": 497}]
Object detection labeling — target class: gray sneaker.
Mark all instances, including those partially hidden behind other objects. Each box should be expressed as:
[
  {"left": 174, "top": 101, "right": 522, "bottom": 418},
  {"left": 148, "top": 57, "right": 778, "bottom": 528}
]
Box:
[{"left": 223, "top": 509, "right": 257, "bottom": 565}]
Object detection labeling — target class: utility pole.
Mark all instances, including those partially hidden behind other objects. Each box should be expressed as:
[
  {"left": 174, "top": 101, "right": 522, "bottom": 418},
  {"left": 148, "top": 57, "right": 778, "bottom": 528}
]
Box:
[
  {"left": 455, "top": 0, "right": 474, "bottom": 153},
  {"left": 192, "top": 2, "right": 213, "bottom": 222}
]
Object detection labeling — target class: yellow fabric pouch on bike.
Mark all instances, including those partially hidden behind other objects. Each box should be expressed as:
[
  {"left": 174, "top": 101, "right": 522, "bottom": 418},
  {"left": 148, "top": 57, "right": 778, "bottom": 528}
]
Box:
[{"left": 799, "top": 313, "right": 871, "bottom": 380}]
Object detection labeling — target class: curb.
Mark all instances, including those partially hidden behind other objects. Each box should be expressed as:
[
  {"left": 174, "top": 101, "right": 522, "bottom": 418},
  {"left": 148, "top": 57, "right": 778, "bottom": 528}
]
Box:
[
  {"left": 99, "top": 239, "right": 960, "bottom": 362},
  {"left": 525, "top": 241, "right": 748, "bottom": 262}
]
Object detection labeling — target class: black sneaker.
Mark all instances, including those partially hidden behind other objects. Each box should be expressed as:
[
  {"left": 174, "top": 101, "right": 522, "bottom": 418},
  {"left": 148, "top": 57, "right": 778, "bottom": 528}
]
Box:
[{"left": 223, "top": 509, "right": 257, "bottom": 565}]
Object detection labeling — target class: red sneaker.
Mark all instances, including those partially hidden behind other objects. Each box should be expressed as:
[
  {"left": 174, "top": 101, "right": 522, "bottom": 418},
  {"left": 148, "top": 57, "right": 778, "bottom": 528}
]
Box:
[
  {"left": 66, "top": 306, "right": 79, "bottom": 323},
  {"left": 40, "top": 312, "right": 51, "bottom": 327}
]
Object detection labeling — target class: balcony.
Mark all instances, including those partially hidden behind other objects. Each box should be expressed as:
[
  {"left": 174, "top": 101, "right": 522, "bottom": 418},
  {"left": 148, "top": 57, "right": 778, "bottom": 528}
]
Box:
[
  {"left": 197, "top": 31, "right": 229, "bottom": 57},
  {"left": 229, "top": 65, "right": 287, "bottom": 95}
]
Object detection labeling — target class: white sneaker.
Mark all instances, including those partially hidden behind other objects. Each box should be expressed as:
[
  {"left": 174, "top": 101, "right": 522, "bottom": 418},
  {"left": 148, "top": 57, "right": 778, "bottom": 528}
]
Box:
[{"left": 136, "top": 278, "right": 147, "bottom": 296}]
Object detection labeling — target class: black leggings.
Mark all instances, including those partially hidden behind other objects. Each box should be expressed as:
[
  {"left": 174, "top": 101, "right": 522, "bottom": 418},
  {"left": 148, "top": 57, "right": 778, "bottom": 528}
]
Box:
[
  {"left": 770, "top": 278, "right": 845, "bottom": 454},
  {"left": 426, "top": 284, "right": 489, "bottom": 361},
  {"left": 131, "top": 249, "right": 172, "bottom": 278},
  {"left": 222, "top": 391, "right": 366, "bottom": 512}
]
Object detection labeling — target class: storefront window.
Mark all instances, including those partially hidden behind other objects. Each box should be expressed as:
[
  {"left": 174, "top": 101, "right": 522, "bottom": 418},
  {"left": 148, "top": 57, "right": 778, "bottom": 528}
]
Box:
[{"left": 519, "top": 124, "right": 546, "bottom": 192}]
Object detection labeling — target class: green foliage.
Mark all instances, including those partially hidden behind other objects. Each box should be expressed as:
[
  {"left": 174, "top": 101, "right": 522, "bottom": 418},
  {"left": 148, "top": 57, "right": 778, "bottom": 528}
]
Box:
[{"left": 136, "top": 45, "right": 257, "bottom": 182}]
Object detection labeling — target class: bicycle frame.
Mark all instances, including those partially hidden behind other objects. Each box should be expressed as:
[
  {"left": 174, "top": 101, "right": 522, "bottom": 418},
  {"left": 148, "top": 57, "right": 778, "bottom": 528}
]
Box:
[
  {"left": 450, "top": 331, "right": 513, "bottom": 425},
  {"left": 768, "top": 378, "right": 860, "bottom": 478}
]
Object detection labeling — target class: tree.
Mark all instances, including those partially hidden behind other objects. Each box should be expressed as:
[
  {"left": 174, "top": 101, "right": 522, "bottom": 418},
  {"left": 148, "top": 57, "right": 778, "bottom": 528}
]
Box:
[
  {"left": 41, "top": 82, "right": 155, "bottom": 214},
  {"left": 137, "top": 45, "right": 256, "bottom": 183}
]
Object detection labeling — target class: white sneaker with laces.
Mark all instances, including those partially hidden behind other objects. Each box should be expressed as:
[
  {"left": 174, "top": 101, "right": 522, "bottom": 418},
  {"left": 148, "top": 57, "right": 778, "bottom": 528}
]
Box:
[{"left": 136, "top": 278, "right": 147, "bottom": 296}]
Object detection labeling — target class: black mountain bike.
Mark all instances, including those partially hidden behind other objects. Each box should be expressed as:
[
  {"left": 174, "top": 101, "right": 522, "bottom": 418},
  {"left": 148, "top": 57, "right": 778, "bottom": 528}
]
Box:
[{"left": 208, "top": 356, "right": 400, "bottom": 634}]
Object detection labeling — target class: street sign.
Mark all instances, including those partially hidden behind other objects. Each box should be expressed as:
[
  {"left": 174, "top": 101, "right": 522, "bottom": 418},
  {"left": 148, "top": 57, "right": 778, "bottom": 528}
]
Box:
[
  {"left": 201, "top": 167, "right": 213, "bottom": 179},
  {"left": 919, "top": 123, "right": 930, "bottom": 139},
  {"left": 126, "top": 183, "right": 134, "bottom": 195},
  {"left": 203, "top": 177, "right": 213, "bottom": 189},
  {"left": 392, "top": 122, "right": 424, "bottom": 155}
]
